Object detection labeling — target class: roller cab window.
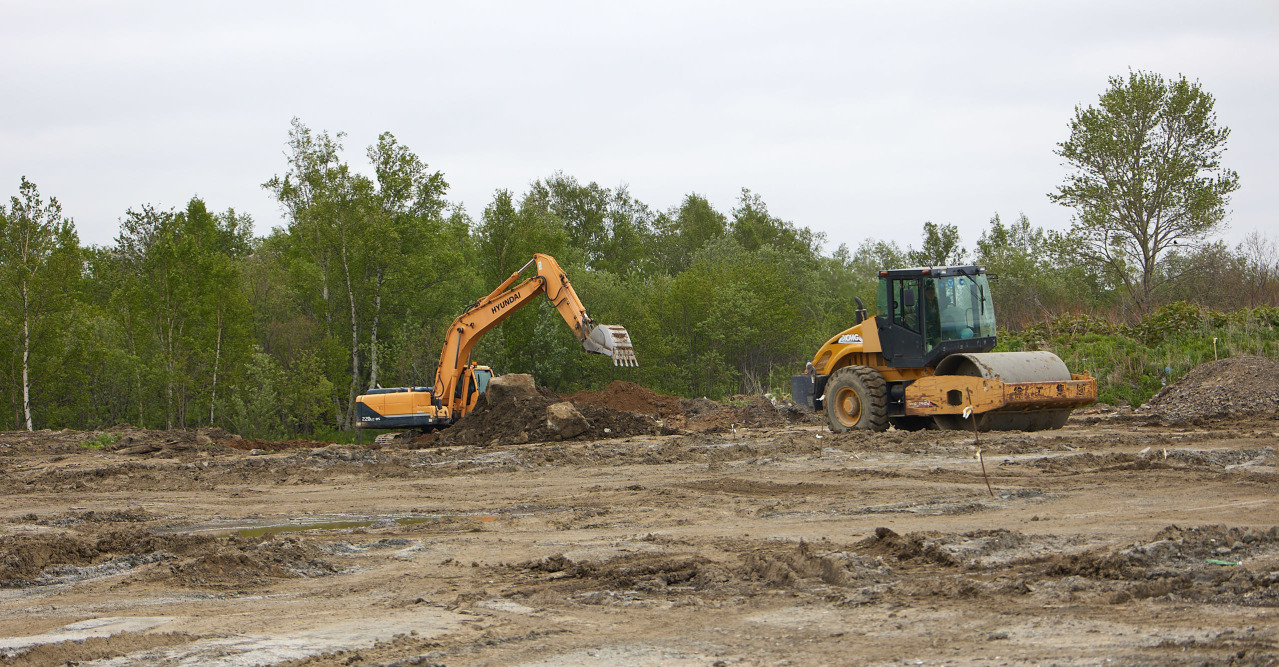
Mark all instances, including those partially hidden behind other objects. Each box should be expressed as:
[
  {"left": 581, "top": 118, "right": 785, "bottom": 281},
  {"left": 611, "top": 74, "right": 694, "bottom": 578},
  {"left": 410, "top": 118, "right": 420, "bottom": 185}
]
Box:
[{"left": 931, "top": 274, "right": 996, "bottom": 344}]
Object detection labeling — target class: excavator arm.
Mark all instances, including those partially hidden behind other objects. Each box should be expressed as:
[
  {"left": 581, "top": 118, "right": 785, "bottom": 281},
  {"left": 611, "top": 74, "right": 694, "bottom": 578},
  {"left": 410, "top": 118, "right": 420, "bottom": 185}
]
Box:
[{"left": 433, "top": 253, "right": 637, "bottom": 415}]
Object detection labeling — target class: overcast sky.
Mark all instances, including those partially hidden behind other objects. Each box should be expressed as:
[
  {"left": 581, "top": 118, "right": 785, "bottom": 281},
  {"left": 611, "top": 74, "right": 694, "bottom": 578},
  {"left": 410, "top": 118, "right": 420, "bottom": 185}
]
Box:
[{"left": 3, "top": 1, "right": 1276, "bottom": 256}]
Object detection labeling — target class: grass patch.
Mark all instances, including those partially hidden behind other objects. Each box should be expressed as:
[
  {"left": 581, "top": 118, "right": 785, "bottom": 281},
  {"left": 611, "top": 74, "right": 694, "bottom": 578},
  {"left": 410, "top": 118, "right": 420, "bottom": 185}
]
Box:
[
  {"left": 80, "top": 432, "right": 119, "bottom": 450},
  {"left": 998, "top": 303, "right": 1279, "bottom": 406}
]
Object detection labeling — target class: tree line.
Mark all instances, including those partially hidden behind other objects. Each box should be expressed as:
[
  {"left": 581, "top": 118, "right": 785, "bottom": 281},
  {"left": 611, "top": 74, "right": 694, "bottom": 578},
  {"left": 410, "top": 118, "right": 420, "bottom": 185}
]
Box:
[{"left": 2, "top": 71, "right": 1274, "bottom": 436}]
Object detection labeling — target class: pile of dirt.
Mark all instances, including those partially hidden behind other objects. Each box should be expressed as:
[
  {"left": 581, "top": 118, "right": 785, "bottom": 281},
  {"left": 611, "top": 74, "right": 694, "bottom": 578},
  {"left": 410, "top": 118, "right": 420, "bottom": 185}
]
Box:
[
  {"left": 0, "top": 524, "right": 340, "bottom": 590},
  {"left": 710, "top": 394, "right": 817, "bottom": 430},
  {"left": 1040, "top": 525, "right": 1279, "bottom": 606},
  {"left": 1147, "top": 355, "right": 1279, "bottom": 422},
  {"left": 418, "top": 375, "right": 677, "bottom": 448},
  {"left": 507, "top": 536, "right": 937, "bottom": 602},
  {"left": 0, "top": 425, "right": 240, "bottom": 456},
  {"left": 1029, "top": 448, "right": 1275, "bottom": 474},
  {"left": 0, "top": 528, "right": 213, "bottom": 587},
  {"left": 568, "top": 382, "right": 818, "bottom": 432},
  {"left": 227, "top": 438, "right": 331, "bottom": 452},
  {"left": 166, "top": 535, "right": 342, "bottom": 588},
  {"left": 0, "top": 631, "right": 197, "bottom": 667},
  {"left": 0, "top": 382, "right": 815, "bottom": 455},
  {"left": 25, "top": 508, "right": 157, "bottom": 527},
  {"left": 566, "top": 380, "right": 687, "bottom": 417}
]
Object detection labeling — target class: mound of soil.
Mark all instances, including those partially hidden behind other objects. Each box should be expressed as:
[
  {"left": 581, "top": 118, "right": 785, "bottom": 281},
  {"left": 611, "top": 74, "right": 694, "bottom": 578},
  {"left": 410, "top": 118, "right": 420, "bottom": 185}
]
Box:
[
  {"left": 568, "top": 382, "right": 818, "bottom": 432},
  {"left": 419, "top": 383, "right": 677, "bottom": 448},
  {"left": 0, "top": 525, "right": 339, "bottom": 590},
  {"left": 414, "top": 379, "right": 821, "bottom": 447},
  {"left": 167, "top": 536, "right": 341, "bottom": 588},
  {"left": 1147, "top": 355, "right": 1279, "bottom": 422},
  {"left": 718, "top": 394, "right": 815, "bottom": 429},
  {"left": 0, "top": 425, "right": 241, "bottom": 456},
  {"left": 0, "top": 528, "right": 213, "bottom": 587},
  {"left": 1039, "top": 525, "right": 1279, "bottom": 606},
  {"left": 566, "top": 381, "right": 687, "bottom": 417}
]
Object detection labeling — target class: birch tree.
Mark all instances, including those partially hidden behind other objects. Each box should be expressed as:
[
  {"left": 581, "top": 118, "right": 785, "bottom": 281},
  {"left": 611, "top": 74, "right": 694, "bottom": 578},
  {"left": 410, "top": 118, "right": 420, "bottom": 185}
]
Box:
[
  {"left": 0, "top": 177, "right": 80, "bottom": 430},
  {"left": 113, "top": 199, "right": 250, "bottom": 429},
  {"left": 364, "top": 132, "right": 448, "bottom": 390},
  {"left": 265, "top": 119, "right": 370, "bottom": 427}
]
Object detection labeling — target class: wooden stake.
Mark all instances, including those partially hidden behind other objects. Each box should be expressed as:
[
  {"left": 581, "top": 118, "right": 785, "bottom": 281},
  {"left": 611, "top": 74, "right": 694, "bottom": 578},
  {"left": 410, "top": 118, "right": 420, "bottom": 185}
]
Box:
[
  {"left": 963, "top": 390, "right": 994, "bottom": 498},
  {"left": 977, "top": 448, "right": 994, "bottom": 498}
]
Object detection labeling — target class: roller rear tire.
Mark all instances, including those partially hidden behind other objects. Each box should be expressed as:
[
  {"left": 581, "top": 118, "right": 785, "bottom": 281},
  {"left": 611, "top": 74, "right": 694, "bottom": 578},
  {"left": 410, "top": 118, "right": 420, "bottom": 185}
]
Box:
[{"left": 824, "top": 366, "right": 889, "bottom": 432}]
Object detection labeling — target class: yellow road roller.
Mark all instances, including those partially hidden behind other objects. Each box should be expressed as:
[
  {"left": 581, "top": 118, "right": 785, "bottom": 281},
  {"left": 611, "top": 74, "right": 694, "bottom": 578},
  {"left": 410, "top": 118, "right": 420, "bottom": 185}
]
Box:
[{"left": 792, "top": 265, "right": 1096, "bottom": 432}]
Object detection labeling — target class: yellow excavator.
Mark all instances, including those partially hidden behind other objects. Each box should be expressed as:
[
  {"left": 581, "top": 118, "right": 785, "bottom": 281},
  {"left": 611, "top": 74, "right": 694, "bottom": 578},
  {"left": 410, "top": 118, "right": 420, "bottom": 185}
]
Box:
[
  {"left": 792, "top": 265, "right": 1096, "bottom": 432},
  {"left": 355, "top": 253, "right": 637, "bottom": 430}
]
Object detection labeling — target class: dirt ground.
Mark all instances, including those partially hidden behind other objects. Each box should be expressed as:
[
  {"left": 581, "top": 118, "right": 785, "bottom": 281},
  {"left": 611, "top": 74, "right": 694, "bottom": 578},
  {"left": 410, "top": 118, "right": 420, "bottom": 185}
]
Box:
[{"left": 1, "top": 367, "right": 1277, "bottom": 666}]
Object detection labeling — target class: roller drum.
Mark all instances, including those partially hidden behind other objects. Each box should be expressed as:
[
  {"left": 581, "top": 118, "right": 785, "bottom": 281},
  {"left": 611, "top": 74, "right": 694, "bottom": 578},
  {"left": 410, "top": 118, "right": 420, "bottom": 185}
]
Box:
[{"left": 932, "top": 351, "right": 1073, "bottom": 431}]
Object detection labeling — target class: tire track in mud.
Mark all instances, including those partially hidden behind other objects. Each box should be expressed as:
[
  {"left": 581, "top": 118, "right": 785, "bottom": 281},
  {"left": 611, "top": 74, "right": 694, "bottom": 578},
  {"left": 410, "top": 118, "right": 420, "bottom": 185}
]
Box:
[{"left": 496, "top": 523, "right": 1279, "bottom": 612}]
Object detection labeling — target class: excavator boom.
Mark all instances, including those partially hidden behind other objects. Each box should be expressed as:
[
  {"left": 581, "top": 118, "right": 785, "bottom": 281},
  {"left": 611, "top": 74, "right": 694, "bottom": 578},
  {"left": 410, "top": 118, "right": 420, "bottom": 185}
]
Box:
[
  {"left": 355, "top": 253, "right": 636, "bottom": 429},
  {"left": 434, "top": 254, "right": 636, "bottom": 398}
]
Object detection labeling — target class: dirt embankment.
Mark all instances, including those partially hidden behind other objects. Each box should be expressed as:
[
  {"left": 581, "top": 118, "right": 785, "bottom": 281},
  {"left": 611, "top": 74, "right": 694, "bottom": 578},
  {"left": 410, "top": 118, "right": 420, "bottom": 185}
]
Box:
[
  {"left": 0, "top": 381, "right": 814, "bottom": 458},
  {"left": 0, "top": 516, "right": 339, "bottom": 591},
  {"left": 6, "top": 354, "right": 1275, "bottom": 457},
  {"left": 0, "top": 425, "right": 249, "bottom": 458},
  {"left": 409, "top": 379, "right": 814, "bottom": 448},
  {"left": 1147, "top": 355, "right": 1279, "bottom": 423},
  {"left": 567, "top": 381, "right": 817, "bottom": 431}
]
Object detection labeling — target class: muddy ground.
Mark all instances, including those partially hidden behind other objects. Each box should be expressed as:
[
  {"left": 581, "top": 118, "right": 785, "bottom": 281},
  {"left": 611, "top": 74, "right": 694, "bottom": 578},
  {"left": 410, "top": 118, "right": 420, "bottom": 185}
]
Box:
[{"left": 1, "top": 369, "right": 1277, "bottom": 666}]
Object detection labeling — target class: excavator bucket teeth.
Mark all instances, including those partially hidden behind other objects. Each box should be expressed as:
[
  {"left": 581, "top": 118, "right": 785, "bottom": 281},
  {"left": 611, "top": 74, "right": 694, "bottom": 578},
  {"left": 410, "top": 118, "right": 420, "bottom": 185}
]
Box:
[{"left": 584, "top": 324, "right": 639, "bottom": 366}]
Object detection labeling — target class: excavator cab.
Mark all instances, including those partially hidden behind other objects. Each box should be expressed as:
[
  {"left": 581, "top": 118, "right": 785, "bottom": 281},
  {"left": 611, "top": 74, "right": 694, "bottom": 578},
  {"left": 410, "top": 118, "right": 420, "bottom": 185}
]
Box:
[
  {"left": 875, "top": 266, "right": 997, "bottom": 368},
  {"left": 455, "top": 365, "right": 494, "bottom": 412}
]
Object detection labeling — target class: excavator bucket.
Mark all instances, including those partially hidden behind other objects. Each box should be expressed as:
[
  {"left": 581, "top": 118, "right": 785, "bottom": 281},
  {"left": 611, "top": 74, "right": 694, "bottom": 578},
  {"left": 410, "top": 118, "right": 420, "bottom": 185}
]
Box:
[{"left": 584, "top": 324, "right": 639, "bottom": 366}]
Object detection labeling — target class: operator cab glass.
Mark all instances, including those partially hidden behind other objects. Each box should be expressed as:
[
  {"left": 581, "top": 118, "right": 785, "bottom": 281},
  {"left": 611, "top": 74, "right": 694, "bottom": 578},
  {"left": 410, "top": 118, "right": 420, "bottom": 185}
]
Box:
[
  {"left": 876, "top": 266, "right": 996, "bottom": 368},
  {"left": 927, "top": 274, "right": 995, "bottom": 347},
  {"left": 473, "top": 367, "right": 493, "bottom": 394}
]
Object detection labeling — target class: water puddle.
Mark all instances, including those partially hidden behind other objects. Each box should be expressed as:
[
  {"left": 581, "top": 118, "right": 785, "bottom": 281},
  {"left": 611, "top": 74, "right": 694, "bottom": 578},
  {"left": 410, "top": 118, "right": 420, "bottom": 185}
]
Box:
[{"left": 181, "top": 513, "right": 500, "bottom": 538}]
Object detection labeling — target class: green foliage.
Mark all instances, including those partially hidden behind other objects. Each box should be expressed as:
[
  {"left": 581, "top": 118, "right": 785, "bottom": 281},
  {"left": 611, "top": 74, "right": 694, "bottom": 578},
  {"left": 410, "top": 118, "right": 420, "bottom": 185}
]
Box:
[
  {"left": 81, "top": 432, "right": 119, "bottom": 449},
  {"left": 907, "top": 222, "right": 965, "bottom": 266},
  {"left": 0, "top": 177, "right": 83, "bottom": 430},
  {"left": 521, "top": 173, "right": 651, "bottom": 274},
  {"left": 225, "top": 348, "right": 334, "bottom": 439},
  {"left": 729, "top": 188, "right": 822, "bottom": 256},
  {"left": 999, "top": 301, "right": 1279, "bottom": 407},
  {"left": 1051, "top": 70, "right": 1240, "bottom": 314},
  {"left": 262, "top": 119, "right": 474, "bottom": 428},
  {"left": 104, "top": 197, "right": 253, "bottom": 430},
  {"left": 975, "top": 213, "right": 1106, "bottom": 326},
  {"left": 652, "top": 194, "right": 726, "bottom": 274},
  {"left": 6, "top": 113, "right": 1278, "bottom": 439}
]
